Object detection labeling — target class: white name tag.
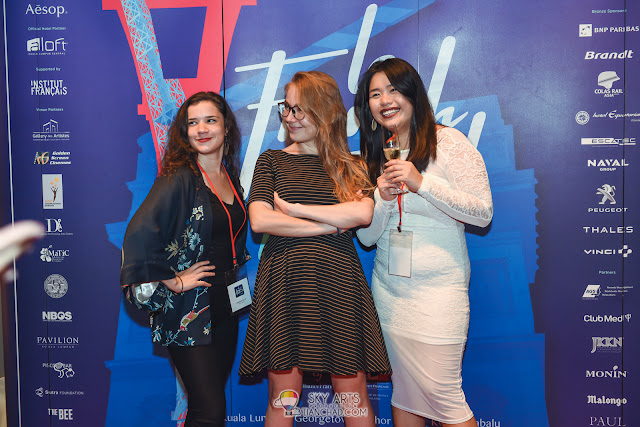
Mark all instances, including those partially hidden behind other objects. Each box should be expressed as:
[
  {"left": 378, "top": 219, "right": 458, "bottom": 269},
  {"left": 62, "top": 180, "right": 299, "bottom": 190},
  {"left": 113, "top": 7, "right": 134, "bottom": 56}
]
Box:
[
  {"left": 225, "top": 265, "right": 252, "bottom": 312},
  {"left": 388, "top": 230, "right": 412, "bottom": 277}
]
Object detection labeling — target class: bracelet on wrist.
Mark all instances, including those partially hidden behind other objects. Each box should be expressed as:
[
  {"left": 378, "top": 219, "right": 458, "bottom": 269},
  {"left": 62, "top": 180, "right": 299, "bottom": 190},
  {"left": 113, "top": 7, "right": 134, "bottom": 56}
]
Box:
[{"left": 176, "top": 275, "right": 184, "bottom": 293}]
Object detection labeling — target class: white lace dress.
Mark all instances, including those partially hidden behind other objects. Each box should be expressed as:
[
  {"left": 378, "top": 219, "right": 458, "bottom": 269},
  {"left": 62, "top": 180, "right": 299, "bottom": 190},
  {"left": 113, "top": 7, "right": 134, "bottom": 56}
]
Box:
[{"left": 356, "top": 127, "right": 493, "bottom": 421}]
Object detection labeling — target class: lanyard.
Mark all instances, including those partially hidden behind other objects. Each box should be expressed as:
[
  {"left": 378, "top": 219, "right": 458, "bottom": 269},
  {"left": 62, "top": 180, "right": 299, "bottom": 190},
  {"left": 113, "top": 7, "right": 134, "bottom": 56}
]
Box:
[
  {"left": 397, "top": 189, "right": 403, "bottom": 233},
  {"left": 197, "top": 162, "right": 247, "bottom": 267}
]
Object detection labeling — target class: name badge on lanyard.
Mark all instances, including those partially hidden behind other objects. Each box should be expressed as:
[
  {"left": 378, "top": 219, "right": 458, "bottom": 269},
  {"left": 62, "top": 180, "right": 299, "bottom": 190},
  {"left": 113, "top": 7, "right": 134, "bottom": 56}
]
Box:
[{"left": 199, "top": 162, "right": 252, "bottom": 313}]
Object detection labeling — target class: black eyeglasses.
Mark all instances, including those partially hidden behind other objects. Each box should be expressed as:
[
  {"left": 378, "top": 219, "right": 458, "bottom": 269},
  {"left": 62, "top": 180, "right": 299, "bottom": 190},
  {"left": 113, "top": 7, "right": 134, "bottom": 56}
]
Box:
[{"left": 277, "top": 102, "right": 305, "bottom": 120}]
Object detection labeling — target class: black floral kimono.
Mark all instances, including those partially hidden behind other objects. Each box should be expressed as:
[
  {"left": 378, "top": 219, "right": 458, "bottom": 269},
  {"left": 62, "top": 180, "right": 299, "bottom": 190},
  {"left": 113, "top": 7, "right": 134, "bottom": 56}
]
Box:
[{"left": 120, "top": 166, "right": 248, "bottom": 346}]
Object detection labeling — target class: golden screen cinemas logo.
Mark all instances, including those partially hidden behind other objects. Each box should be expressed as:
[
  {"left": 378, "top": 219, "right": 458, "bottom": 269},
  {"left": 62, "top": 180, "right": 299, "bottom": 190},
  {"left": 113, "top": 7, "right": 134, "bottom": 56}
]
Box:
[
  {"left": 42, "top": 311, "right": 72, "bottom": 322},
  {"left": 587, "top": 158, "right": 628, "bottom": 171},
  {"left": 34, "top": 151, "right": 49, "bottom": 164},
  {"left": 26, "top": 37, "right": 67, "bottom": 55},
  {"left": 31, "top": 80, "right": 67, "bottom": 96},
  {"left": 35, "top": 151, "right": 71, "bottom": 165},
  {"left": 582, "top": 137, "right": 636, "bottom": 146},
  {"left": 36, "top": 336, "right": 78, "bottom": 349},
  {"left": 586, "top": 365, "right": 627, "bottom": 379},
  {"left": 591, "top": 336, "right": 622, "bottom": 353},
  {"left": 33, "top": 119, "right": 70, "bottom": 141}
]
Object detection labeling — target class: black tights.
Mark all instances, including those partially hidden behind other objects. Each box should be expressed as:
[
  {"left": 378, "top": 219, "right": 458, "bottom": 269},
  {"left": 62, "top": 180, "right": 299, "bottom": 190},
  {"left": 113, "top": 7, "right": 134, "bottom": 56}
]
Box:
[{"left": 168, "top": 315, "right": 238, "bottom": 427}]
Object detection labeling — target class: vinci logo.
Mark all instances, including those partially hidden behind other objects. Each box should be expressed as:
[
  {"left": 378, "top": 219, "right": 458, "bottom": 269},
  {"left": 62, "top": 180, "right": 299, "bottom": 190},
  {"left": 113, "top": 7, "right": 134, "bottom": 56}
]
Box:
[
  {"left": 42, "top": 311, "right": 72, "bottom": 322},
  {"left": 583, "top": 245, "right": 632, "bottom": 257},
  {"left": 27, "top": 37, "right": 67, "bottom": 54}
]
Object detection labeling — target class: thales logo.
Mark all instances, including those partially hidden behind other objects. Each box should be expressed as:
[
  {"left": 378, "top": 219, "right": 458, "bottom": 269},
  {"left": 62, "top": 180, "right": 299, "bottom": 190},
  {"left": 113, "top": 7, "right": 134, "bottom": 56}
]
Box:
[
  {"left": 591, "top": 336, "right": 622, "bottom": 353},
  {"left": 585, "top": 49, "right": 633, "bottom": 59},
  {"left": 25, "top": 5, "right": 66, "bottom": 18},
  {"left": 586, "top": 365, "right": 627, "bottom": 379},
  {"left": 583, "top": 226, "right": 633, "bottom": 234},
  {"left": 42, "top": 311, "right": 72, "bottom": 322}
]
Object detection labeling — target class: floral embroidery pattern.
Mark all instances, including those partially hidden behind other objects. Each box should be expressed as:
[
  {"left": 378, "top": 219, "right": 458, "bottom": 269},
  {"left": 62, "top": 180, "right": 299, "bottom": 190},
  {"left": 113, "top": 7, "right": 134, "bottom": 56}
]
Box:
[{"left": 165, "top": 204, "right": 205, "bottom": 272}]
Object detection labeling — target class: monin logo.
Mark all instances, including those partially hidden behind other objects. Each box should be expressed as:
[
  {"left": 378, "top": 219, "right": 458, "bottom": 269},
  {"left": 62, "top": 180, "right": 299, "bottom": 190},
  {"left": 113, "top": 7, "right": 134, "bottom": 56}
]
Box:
[
  {"left": 591, "top": 337, "right": 622, "bottom": 353},
  {"left": 586, "top": 365, "right": 627, "bottom": 379}
]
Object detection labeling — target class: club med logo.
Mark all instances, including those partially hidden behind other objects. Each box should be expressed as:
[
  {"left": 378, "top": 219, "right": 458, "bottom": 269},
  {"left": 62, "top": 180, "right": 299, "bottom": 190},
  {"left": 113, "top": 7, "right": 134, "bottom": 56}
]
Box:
[
  {"left": 583, "top": 245, "right": 632, "bottom": 257},
  {"left": 42, "top": 174, "right": 63, "bottom": 209},
  {"left": 25, "top": 4, "right": 66, "bottom": 18},
  {"left": 595, "top": 71, "right": 622, "bottom": 97},
  {"left": 583, "top": 226, "right": 633, "bottom": 234},
  {"left": 591, "top": 336, "right": 622, "bottom": 353},
  {"left": 585, "top": 50, "right": 633, "bottom": 60},
  {"left": 44, "top": 274, "right": 68, "bottom": 298},
  {"left": 48, "top": 408, "right": 74, "bottom": 421},
  {"left": 587, "top": 395, "right": 627, "bottom": 406},
  {"left": 34, "top": 151, "right": 49, "bottom": 165},
  {"left": 587, "top": 158, "right": 628, "bottom": 171},
  {"left": 44, "top": 362, "right": 75, "bottom": 378},
  {"left": 26, "top": 37, "right": 67, "bottom": 55},
  {"left": 31, "top": 80, "right": 67, "bottom": 96},
  {"left": 576, "top": 111, "right": 590, "bottom": 125},
  {"left": 586, "top": 365, "right": 627, "bottom": 379},
  {"left": 33, "top": 119, "right": 71, "bottom": 142},
  {"left": 579, "top": 24, "right": 592, "bottom": 37},
  {"left": 40, "top": 245, "right": 69, "bottom": 262},
  {"left": 581, "top": 137, "right": 636, "bottom": 146},
  {"left": 584, "top": 314, "right": 631, "bottom": 323},
  {"left": 36, "top": 336, "right": 79, "bottom": 349},
  {"left": 42, "top": 311, "right": 72, "bottom": 322}
]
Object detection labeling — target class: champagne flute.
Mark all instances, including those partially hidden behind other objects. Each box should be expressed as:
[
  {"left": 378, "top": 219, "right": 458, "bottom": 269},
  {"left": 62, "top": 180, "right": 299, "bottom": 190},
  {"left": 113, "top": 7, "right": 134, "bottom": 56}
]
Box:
[{"left": 383, "top": 130, "right": 407, "bottom": 194}]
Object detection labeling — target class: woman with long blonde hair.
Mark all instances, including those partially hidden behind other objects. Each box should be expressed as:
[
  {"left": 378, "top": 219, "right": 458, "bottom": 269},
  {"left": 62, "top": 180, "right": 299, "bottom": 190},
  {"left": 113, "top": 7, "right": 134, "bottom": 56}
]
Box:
[{"left": 240, "top": 71, "right": 391, "bottom": 427}]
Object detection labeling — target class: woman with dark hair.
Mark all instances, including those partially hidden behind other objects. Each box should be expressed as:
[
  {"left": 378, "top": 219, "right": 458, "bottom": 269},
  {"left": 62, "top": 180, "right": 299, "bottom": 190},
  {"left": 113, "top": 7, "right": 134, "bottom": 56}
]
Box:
[
  {"left": 355, "top": 58, "right": 493, "bottom": 427},
  {"left": 239, "top": 71, "right": 391, "bottom": 427},
  {"left": 121, "top": 91, "right": 249, "bottom": 426}
]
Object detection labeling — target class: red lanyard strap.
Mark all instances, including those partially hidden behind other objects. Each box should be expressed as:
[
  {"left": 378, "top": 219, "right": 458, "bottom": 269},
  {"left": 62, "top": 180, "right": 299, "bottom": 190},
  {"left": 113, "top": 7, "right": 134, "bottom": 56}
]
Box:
[
  {"left": 198, "top": 162, "right": 247, "bottom": 266},
  {"left": 397, "top": 192, "right": 402, "bottom": 232}
]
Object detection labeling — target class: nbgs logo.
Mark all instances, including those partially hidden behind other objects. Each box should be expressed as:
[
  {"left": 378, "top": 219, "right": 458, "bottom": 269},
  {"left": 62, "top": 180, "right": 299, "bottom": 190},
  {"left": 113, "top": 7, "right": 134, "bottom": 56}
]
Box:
[
  {"left": 42, "top": 311, "right": 72, "bottom": 322},
  {"left": 26, "top": 5, "right": 66, "bottom": 18}
]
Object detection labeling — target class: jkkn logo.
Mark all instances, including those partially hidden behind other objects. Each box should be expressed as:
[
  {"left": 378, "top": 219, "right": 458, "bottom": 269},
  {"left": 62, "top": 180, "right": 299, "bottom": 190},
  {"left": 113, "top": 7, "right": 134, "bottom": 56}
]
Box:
[
  {"left": 31, "top": 80, "right": 67, "bottom": 96},
  {"left": 27, "top": 37, "right": 67, "bottom": 54},
  {"left": 583, "top": 226, "right": 633, "bottom": 234},
  {"left": 584, "top": 314, "right": 631, "bottom": 323},
  {"left": 586, "top": 365, "right": 627, "bottom": 379},
  {"left": 582, "top": 137, "right": 636, "bottom": 146},
  {"left": 42, "top": 311, "right": 72, "bottom": 322},
  {"left": 587, "top": 395, "right": 627, "bottom": 406},
  {"left": 594, "top": 71, "right": 622, "bottom": 97},
  {"left": 25, "top": 4, "right": 66, "bottom": 18},
  {"left": 48, "top": 408, "right": 73, "bottom": 421},
  {"left": 587, "top": 158, "right": 628, "bottom": 171},
  {"left": 583, "top": 245, "right": 632, "bottom": 257},
  {"left": 591, "top": 336, "right": 622, "bottom": 353}
]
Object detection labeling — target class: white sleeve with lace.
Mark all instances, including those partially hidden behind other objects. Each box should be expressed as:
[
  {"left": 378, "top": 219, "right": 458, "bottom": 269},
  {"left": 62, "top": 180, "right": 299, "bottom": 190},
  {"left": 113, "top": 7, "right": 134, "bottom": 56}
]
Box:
[
  {"left": 355, "top": 189, "right": 397, "bottom": 247},
  {"left": 417, "top": 128, "right": 493, "bottom": 227}
]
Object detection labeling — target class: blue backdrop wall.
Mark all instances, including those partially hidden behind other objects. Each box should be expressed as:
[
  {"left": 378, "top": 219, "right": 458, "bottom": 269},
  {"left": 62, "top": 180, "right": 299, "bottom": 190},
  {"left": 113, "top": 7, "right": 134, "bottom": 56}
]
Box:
[{"left": 2, "top": 1, "right": 637, "bottom": 426}]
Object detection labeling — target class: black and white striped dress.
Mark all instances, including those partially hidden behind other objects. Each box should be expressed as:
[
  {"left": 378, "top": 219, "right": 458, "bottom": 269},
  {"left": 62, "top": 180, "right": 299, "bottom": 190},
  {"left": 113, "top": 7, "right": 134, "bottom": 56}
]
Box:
[{"left": 239, "top": 149, "right": 391, "bottom": 376}]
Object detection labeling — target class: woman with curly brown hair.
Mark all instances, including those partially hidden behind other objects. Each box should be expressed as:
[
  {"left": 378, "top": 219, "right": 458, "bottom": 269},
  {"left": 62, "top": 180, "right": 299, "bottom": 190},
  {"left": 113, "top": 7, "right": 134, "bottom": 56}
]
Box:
[
  {"left": 121, "top": 91, "right": 249, "bottom": 426},
  {"left": 239, "top": 71, "right": 391, "bottom": 427}
]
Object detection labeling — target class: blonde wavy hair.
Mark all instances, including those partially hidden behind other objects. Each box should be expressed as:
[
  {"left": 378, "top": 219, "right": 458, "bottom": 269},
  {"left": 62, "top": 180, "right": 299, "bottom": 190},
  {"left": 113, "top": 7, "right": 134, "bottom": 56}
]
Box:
[{"left": 284, "top": 71, "right": 372, "bottom": 202}]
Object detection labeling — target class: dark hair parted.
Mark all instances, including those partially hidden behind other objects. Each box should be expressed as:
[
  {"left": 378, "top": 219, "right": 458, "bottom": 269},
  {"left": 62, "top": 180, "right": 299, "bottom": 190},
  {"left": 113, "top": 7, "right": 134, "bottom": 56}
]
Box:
[
  {"left": 161, "top": 91, "right": 243, "bottom": 197},
  {"left": 285, "top": 71, "right": 372, "bottom": 202},
  {"left": 354, "top": 57, "right": 438, "bottom": 183}
]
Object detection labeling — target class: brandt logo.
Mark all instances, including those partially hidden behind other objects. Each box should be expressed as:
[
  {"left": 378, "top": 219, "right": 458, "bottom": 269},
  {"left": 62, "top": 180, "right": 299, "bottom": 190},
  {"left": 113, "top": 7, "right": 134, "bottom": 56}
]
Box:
[
  {"left": 585, "top": 50, "right": 633, "bottom": 60},
  {"left": 591, "top": 337, "right": 623, "bottom": 353}
]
